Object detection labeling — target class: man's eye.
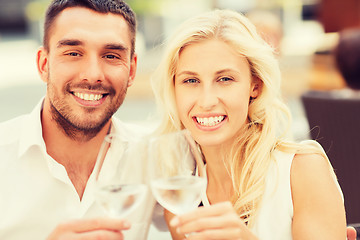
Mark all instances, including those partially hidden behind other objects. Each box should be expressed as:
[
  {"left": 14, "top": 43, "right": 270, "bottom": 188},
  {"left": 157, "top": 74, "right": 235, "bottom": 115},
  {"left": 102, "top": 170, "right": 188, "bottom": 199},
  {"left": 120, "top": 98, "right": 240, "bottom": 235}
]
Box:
[
  {"left": 104, "top": 54, "right": 119, "bottom": 59},
  {"left": 67, "top": 52, "right": 80, "bottom": 57}
]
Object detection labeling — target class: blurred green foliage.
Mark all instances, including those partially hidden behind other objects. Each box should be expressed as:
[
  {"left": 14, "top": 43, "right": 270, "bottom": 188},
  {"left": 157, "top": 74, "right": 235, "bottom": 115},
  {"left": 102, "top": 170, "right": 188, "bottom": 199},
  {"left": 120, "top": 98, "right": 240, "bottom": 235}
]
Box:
[
  {"left": 25, "top": 0, "right": 51, "bottom": 21},
  {"left": 25, "top": 0, "right": 165, "bottom": 21},
  {"left": 126, "top": 0, "right": 165, "bottom": 15}
]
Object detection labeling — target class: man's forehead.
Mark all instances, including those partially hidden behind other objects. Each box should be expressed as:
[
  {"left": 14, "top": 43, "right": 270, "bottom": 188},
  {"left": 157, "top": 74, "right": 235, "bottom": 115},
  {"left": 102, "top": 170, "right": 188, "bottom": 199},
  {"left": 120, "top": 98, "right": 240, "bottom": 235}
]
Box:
[
  {"left": 48, "top": 7, "right": 131, "bottom": 50},
  {"left": 53, "top": 7, "right": 128, "bottom": 30}
]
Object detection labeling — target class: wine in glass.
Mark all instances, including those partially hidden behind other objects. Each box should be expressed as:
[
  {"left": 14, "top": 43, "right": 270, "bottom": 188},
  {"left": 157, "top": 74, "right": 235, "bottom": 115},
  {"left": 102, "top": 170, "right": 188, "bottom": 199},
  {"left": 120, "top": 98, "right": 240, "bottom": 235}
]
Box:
[
  {"left": 148, "top": 130, "right": 207, "bottom": 215},
  {"left": 93, "top": 133, "right": 147, "bottom": 218}
]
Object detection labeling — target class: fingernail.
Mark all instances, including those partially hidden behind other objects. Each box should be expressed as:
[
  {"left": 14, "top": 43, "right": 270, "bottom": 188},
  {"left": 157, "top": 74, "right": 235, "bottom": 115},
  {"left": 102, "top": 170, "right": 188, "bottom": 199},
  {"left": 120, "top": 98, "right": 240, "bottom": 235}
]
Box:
[{"left": 170, "top": 217, "right": 179, "bottom": 226}]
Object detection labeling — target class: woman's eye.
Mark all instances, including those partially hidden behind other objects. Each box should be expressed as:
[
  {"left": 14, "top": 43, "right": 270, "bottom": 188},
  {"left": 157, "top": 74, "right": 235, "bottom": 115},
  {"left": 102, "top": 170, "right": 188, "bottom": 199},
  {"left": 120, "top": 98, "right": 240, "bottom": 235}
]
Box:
[
  {"left": 219, "top": 77, "right": 233, "bottom": 82},
  {"left": 184, "top": 78, "right": 198, "bottom": 84}
]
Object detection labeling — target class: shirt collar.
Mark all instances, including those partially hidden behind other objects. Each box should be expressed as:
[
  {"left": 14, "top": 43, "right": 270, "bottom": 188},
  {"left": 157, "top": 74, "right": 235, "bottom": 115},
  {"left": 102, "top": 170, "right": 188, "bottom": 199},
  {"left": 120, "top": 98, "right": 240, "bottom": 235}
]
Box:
[
  {"left": 16, "top": 98, "right": 144, "bottom": 160},
  {"left": 18, "top": 98, "right": 46, "bottom": 158}
]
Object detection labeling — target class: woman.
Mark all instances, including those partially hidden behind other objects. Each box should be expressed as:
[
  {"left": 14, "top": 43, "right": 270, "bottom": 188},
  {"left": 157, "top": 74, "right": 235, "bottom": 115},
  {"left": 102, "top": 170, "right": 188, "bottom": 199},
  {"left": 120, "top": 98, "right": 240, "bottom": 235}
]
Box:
[{"left": 151, "top": 9, "right": 346, "bottom": 239}]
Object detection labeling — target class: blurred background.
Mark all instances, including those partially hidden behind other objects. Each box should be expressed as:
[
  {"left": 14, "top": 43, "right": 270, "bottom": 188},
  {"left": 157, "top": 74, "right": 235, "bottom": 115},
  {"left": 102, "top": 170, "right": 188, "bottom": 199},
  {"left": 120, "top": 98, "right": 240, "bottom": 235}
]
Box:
[
  {"left": 1, "top": 0, "right": 359, "bottom": 138},
  {"left": 1, "top": 0, "right": 360, "bottom": 238}
]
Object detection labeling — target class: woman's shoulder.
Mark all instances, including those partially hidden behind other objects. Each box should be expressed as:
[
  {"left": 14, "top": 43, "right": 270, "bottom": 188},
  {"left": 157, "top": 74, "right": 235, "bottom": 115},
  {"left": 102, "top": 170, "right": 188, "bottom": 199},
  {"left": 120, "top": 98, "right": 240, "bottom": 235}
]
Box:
[
  {"left": 273, "top": 139, "right": 334, "bottom": 184},
  {"left": 292, "top": 139, "right": 330, "bottom": 173},
  {"left": 290, "top": 142, "right": 339, "bottom": 200},
  {"left": 291, "top": 151, "right": 329, "bottom": 176},
  {"left": 289, "top": 142, "right": 345, "bottom": 239},
  {"left": 275, "top": 139, "right": 330, "bottom": 176}
]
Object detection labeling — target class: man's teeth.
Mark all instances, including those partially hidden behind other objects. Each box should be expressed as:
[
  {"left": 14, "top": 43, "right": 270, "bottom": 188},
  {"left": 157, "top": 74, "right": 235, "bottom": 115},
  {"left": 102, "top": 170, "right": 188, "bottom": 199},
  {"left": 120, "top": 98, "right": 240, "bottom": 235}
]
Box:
[
  {"left": 74, "top": 92, "right": 103, "bottom": 101},
  {"left": 196, "top": 116, "right": 225, "bottom": 126}
]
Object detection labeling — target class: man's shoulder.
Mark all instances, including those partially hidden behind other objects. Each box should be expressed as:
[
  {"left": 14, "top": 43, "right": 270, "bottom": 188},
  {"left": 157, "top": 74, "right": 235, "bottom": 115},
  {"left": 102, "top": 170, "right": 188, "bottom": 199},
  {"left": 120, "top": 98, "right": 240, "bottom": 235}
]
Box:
[
  {"left": 0, "top": 115, "right": 27, "bottom": 145},
  {"left": 111, "top": 117, "right": 155, "bottom": 140},
  {"left": 123, "top": 122, "right": 154, "bottom": 136}
]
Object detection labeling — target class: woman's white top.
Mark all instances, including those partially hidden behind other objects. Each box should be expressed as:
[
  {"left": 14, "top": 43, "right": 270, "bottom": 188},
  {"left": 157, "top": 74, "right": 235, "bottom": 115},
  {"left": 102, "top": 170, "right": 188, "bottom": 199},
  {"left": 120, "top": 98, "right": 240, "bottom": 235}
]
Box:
[
  {"left": 199, "top": 141, "right": 342, "bottom": 240},
  {"left": 250, "top": 149, "right": 294, "bottom": 239}
]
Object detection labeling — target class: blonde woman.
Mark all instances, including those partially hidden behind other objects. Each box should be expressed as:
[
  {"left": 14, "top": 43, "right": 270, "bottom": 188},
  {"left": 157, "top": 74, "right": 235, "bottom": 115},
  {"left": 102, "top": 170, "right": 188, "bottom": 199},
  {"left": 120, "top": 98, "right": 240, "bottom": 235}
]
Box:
[{"left": 151, "top": 9, "right": 347, "bottom": 240}]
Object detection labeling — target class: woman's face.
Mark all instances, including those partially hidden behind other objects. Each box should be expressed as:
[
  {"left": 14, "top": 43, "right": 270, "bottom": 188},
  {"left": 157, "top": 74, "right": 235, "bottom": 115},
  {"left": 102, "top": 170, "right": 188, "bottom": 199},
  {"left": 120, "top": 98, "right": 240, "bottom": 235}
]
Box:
[{"left": 174, "top": 39, "right": 260, "bottom": 148}]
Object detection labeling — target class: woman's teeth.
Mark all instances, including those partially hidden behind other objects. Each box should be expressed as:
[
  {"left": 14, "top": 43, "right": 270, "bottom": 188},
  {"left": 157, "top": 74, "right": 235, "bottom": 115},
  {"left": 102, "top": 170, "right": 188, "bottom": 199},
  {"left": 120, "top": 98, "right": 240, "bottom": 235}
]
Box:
[
  {"left": 74, "top": 92, "right": 103, "bottom": 101},
  {"left": 196, "top": 116, "right": 225, "bottom": 126}
]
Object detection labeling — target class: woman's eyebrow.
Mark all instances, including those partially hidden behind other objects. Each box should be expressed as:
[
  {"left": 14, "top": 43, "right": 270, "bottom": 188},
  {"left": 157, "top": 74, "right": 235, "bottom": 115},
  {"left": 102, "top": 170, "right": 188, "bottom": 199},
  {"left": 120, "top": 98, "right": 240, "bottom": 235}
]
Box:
[
  {"left": 215, "top": 68, "right": 239, "bottom": 75},
  {"left": 176, "top": 71, "right": 198, "bottom": 77}
]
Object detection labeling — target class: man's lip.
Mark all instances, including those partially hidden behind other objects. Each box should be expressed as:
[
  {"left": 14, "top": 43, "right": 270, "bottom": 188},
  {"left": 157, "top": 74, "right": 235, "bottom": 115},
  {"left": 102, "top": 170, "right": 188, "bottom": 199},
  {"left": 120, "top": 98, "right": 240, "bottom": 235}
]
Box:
[
  {"left": 72, "top": 92, "right": 105, "bottom": 101},
  {"left": 72, "top": 91, "right": 108, "bottom": 107}
]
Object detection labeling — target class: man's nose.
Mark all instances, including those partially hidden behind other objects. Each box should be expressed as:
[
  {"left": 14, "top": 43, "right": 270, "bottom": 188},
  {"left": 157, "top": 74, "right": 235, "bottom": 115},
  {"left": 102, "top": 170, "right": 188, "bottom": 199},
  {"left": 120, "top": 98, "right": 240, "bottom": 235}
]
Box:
[{"left": 79, "top": 56, "right": 105, "bottom": 83}]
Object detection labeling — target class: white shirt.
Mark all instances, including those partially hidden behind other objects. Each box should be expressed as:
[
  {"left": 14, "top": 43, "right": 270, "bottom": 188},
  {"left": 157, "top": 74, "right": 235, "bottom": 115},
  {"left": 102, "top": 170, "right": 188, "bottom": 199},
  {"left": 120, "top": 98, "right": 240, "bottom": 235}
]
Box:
[{"left": 0, "top": 99, "right": 155, "bottom": 240}]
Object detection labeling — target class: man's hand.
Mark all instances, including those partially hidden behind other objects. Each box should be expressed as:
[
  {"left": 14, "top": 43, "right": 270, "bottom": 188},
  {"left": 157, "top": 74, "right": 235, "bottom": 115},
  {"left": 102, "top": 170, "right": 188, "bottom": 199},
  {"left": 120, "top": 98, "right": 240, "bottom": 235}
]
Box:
[
  {"left": 46, "top": 218, "right": 131, "bottom": 240},
  {"left": 347, "top": 226, "right": 357, "bottom": 240}
]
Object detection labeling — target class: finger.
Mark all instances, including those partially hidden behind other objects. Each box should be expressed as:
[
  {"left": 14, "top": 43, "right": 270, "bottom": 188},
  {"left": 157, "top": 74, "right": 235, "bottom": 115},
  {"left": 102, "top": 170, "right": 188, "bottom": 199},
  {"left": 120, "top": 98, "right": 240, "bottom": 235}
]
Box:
[
  {"left": 58, "top": 218, "right": 131, "bottom": 233},
  {"left": 171, "top": 201, "right": 234, "bottom": 227},
  {"left": 74, "top": 229, "right": 124, "bottom": 240},
  {"left": 178, "top": 212, "right": 244, "bottom": 235},
  {"left": 186, "top": 228, "right": 242, "bottom": 240},
  {"left": 347, "top": 226, "right": 357, "bottom": 240}
]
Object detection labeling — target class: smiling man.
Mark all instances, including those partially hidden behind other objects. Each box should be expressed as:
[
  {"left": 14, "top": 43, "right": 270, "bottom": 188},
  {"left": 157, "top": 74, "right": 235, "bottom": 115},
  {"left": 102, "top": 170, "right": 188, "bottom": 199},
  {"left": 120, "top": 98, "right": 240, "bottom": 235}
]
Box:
[{"left": 0, "top": 1, "right": 154, "bottom": 239}]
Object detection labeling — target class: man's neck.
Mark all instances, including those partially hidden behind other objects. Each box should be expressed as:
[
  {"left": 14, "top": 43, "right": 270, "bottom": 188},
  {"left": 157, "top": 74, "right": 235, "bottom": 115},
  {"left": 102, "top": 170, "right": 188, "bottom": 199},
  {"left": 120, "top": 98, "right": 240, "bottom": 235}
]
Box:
[{"left": 41, "top": 108, "right": 111, "bottom": 199}]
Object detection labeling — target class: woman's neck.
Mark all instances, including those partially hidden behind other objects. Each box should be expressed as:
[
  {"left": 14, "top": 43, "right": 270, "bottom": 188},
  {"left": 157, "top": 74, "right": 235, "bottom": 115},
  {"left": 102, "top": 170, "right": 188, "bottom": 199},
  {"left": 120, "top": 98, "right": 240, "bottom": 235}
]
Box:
[{"left": 202, "top": 145, "right": 234, "bottom": 204}]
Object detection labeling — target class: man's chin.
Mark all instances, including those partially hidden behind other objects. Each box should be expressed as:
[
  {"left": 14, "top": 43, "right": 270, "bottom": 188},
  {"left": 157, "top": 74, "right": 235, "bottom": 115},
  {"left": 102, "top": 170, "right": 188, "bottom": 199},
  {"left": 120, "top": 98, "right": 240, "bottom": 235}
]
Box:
[
  {"left": 59, "top": 115, "right": 111, "bottom": 140},
  {"left": 73, "top": 118, "right": 110, "bottom": 132}
]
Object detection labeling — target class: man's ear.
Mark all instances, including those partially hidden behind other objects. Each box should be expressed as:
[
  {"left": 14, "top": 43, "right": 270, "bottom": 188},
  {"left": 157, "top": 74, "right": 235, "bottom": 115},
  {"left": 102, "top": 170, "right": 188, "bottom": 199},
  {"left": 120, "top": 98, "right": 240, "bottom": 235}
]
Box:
[
  {"left": 250, "top": 77, "right": 262, "bottom": 99},
  {"left": 37, "top": 47, "right": 49, "bottom": 83},
  {"left": 127, "top": 53, "right": 137, "bottom": 87}
]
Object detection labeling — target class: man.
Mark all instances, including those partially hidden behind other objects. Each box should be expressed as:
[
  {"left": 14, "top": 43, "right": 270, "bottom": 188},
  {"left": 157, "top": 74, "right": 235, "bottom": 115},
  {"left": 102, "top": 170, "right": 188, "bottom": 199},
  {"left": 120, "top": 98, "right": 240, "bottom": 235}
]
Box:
[
  {"left": 348, "top": 226, "right": 357, "bottom": 240},
  {"left": 0, "top": 0, "right": 154, "bottom": 239},
  {"left": 334, "top": 28, "right": 360, "bottom": 93}
]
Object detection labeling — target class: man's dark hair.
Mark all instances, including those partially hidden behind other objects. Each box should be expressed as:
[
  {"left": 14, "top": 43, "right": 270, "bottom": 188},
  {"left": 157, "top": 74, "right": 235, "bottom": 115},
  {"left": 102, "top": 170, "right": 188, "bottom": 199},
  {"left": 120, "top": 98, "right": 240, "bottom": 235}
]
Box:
[
  {"left": 335, "top": 28, "right": 360, "bottom": 90},
  {"left": 43, "top": 0, "right": 137, "bottom": 56}
]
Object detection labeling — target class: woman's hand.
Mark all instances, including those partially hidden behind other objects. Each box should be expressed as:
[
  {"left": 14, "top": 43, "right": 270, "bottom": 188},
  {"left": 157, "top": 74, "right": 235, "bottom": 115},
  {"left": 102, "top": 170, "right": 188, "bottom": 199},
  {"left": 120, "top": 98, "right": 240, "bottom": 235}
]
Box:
[
  {"left": 169, "top": 201, "right": 258, "bottom": 240},
  {"left": 46, "top": 217, "right": 131, "bottom": 240}
]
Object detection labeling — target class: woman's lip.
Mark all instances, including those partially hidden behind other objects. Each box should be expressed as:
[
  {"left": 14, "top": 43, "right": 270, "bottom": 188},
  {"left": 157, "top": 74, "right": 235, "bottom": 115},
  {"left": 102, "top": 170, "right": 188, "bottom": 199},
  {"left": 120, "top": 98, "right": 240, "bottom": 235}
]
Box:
[
  {"left": 192, "top": 116, "right": 227, "bottom": 131},
  {"left": 193, "top": 113, "right": 225, "bottom": 118}
]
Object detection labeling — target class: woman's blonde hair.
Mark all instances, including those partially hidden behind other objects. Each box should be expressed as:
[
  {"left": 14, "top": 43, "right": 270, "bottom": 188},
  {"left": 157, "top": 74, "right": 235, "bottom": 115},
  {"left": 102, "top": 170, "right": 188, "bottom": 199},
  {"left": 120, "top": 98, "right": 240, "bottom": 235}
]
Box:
[{"left": 151, "top": 9, "right": 329, "bottom": 226}]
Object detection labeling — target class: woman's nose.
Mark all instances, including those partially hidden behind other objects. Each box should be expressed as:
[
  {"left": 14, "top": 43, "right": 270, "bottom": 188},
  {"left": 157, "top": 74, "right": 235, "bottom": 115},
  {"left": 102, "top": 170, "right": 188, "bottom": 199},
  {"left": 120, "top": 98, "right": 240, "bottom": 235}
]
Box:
[{"left": 197, "top": 86, "right": 219, "bottom": 110}]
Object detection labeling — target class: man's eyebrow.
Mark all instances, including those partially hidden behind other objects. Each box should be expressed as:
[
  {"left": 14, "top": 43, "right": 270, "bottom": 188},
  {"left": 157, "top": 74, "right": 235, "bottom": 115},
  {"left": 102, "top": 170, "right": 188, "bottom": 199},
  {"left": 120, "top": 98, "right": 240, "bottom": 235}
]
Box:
[
  {"left": 56, "top": 40, "right": 129, "bottom": 52},
  {"left": 104, "top": 44, "right": 128, "bottom": 52},
  {"left": 57, "top": 39, "right": 83, "bottom": 48}
]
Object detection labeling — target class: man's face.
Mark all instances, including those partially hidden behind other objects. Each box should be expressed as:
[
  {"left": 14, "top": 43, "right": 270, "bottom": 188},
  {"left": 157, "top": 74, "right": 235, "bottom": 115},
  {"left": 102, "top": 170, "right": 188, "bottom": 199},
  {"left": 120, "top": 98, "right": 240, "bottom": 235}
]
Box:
[{"left": 38, "top": 7, "right": 136, "bottom": 136}]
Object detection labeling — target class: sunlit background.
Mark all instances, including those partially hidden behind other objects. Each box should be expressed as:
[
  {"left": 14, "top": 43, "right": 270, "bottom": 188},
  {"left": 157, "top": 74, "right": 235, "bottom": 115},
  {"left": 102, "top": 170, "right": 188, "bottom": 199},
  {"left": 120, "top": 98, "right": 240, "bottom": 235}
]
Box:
[
  {"left": 0, "top": 0, "right": 360, "bottom": 238},
  {"left": 1, "top": 0, "right": 359, "bottom": 138}
]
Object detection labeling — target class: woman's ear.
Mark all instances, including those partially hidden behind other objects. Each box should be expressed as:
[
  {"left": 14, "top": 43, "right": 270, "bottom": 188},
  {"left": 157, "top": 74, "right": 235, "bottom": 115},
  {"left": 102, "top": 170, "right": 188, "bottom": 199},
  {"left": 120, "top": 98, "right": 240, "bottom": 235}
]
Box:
[
  {"left": 37, "top": 47, "right": 49, "bottom": 83},
  {"left": 250, "top": 77, "right": 262, "bottom": 99}
]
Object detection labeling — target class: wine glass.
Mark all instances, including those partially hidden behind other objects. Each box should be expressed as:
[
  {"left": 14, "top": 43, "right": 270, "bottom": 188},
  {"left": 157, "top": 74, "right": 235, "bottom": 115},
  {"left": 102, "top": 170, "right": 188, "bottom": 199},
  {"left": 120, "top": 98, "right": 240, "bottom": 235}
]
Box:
[
  {"left": 148, "top": 130, "right": 207, "bottom": 215},
  {"left": 93, "top": 134, "right": 147, "bottom": 218}
]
